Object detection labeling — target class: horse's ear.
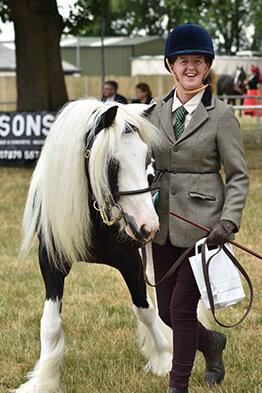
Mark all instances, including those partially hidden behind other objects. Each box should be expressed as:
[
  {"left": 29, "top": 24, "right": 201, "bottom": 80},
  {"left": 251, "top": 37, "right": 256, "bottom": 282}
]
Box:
[
  {"left": 141, "top": 102, "right": 157, "bottom": 118},
  {"left": 95, "top": 105, "right": 118, "bottom": 135}
]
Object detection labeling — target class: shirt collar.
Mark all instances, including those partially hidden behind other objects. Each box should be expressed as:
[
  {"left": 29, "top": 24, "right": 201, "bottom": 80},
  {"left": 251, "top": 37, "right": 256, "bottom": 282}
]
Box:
[
  {"left": 104, "top": 95, "right": 116, "bottom": 102},
  {"left": 172, "top": 89, "right": 205, "bottom": 114}
]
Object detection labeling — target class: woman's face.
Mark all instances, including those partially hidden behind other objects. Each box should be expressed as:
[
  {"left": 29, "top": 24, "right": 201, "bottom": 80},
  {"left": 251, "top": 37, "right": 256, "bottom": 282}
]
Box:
[
  {"left": 136, "top": 88, "right": 147, "bottom": 100},
  {"left": 171, "top": 54, "right": 210, "bottom": 90}
]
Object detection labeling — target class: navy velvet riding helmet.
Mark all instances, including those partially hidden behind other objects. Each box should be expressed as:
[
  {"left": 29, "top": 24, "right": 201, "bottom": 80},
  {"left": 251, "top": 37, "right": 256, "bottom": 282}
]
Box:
[{"left": 164, "top": 23, "right": 215, "bottom": 71}]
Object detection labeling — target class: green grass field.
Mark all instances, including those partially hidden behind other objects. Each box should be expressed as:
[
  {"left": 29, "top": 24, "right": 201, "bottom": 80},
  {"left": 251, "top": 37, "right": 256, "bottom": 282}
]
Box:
[{"left": 0, "top": 127, "right": 261, "bottom": 393}]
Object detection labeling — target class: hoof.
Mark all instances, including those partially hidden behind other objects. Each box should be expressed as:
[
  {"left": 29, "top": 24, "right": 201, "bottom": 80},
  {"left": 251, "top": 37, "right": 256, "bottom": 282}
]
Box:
[
  {"left": 11, "top": 379, "right": 63, "bottom": 393},
  {"left": 143, "top": 350, "right": 172, "bottom": 376}
]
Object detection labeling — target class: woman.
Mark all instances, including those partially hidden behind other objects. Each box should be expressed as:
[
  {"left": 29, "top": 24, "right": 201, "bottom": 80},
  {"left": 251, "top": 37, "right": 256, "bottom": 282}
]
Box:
[
  {"left": 150, "top": 23, "right": 249, "bottom": 393},
  {"left": 132, "top": 82, "right": 153, "bottom": 104},
  {"left": 243, "top": 65, "right": 262, "bottom": 116}
]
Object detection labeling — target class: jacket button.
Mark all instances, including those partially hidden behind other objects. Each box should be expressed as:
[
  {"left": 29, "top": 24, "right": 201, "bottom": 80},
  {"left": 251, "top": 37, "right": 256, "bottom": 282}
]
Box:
[{"left": 173, "top": 146, "right": 178, "bottom": 152}]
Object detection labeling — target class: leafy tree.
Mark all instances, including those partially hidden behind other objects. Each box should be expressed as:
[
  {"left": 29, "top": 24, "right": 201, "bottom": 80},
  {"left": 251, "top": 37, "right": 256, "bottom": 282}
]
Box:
[
  {"left": 66, "top": 0, "right": 259, "bottom": 55},
  {"left": 0, "top": 0, "right": 261, "bottom": 112},
  {"left": 250, "top": 0, "right": 262, "bottom": 51},
  {"left": 0, "top": 0, "right": 68, "bottom": 111},
  {"left": 202, "top": 0, "right": 251, "bottom": 54},
  {"left": 65, "top": 0, "right": 114, "bottom": 36},
  {"left": 66, "top": 0, "right": 167, "bottom": 36},
  {"left": 0, "top": 0, "right": 10, "bottom": 23},
  {"left": 165, "top": 0, "right": 207, "bottom": 30}
]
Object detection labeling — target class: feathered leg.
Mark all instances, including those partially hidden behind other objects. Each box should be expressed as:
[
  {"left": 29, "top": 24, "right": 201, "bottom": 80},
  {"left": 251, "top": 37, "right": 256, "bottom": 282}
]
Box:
[
  {"left": 113, "top": 245, "right": 172, "bottom": 376},
  {"left": 13, "top": 244, "right": 70, "bottom": 393}
]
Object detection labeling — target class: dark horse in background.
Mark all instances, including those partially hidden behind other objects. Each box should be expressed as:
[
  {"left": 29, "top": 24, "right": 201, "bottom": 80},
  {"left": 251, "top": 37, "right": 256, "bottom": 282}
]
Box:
[{"left": 217, "top": 66, "right": 247, "bottom": 112}]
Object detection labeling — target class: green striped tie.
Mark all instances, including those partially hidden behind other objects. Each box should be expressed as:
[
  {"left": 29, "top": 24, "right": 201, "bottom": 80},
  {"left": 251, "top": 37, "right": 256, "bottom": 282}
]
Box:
[{"left": 174, "top": 106, "right": 187, "bottom": 139}]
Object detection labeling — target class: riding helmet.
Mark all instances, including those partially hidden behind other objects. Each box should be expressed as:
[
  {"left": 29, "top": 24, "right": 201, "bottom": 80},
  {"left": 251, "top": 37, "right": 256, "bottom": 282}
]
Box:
[{"left": 164, "top": 23, "right": 215, "bottom": 71}]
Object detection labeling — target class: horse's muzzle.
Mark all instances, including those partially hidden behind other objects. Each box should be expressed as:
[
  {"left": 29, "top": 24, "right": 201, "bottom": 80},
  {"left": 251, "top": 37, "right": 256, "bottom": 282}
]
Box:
[{"left": 124, "top": 213, "right": 159, "bottom": 244}]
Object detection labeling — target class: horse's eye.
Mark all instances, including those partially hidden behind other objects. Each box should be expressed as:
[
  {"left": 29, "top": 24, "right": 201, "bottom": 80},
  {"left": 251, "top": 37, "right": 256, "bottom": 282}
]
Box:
[
  {"left": 124, "top": 128, "right": 133, "bottom": 134},
  {"left": 124, "top": 123, "right": 139, "bottom": 134}
]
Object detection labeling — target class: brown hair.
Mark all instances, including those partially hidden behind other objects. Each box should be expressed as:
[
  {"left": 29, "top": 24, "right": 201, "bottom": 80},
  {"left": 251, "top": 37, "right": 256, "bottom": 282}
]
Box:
[
  {"left": 104, "top": 80, "right": 118, "bottom": 92},
  {"left": 136, "top": 83, "right": 152, "bottom": 98}
]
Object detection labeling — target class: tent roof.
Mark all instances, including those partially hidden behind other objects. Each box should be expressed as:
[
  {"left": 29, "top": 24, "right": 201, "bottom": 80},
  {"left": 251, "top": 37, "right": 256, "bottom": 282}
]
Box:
[
  {"left": 0, "top": 42, "right": 81, "bottom": 74},
  {"left": 60, "top": 35, "right": 161, "bottom": 48}
]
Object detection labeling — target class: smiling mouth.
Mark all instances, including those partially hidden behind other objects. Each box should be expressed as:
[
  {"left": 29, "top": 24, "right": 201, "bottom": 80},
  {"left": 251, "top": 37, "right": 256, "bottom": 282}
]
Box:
[{"left": 185, "top": 73, "right": 197, "bottom": 77}]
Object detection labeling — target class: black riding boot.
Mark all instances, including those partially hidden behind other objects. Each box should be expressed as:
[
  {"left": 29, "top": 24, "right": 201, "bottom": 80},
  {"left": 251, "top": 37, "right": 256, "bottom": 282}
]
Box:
[
  {"left": 203, "top": 331, "right": 227, "bottom": 386},
  {"left": 168, "top": 388, "right": 189, "bottom": 393}
]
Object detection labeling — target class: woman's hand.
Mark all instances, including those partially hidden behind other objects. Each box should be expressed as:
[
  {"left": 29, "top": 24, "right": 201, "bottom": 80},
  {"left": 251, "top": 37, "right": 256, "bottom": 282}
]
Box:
[{"left": 207, "top": 220, "right": 236, "bottom": 246}]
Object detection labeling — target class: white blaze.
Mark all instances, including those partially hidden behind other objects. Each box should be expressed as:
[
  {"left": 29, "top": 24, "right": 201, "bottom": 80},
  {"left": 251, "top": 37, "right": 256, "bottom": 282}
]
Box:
[{"left": 115, "top": 132, "right": 159, "bottom": 241}]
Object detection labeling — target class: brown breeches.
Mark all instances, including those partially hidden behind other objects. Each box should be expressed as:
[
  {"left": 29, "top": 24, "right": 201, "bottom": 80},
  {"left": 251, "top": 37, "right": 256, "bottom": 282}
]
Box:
[{"left": 152, "top": 240, "right": 213, "bottom": 389}]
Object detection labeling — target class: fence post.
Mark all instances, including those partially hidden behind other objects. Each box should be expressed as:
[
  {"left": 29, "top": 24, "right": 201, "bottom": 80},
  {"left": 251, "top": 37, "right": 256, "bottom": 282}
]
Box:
[{"left": 255, "top": 96, "right": 261, "bottom": 144}]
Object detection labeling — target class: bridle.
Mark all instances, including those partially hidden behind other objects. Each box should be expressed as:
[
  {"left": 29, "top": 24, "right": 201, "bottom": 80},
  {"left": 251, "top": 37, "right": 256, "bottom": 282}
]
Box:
[
  {"left": 92, "top": 186, "right": 151, "bottom": 227},
  {"left": 85, "top": 138, "right": 151, "bottom": 227}
]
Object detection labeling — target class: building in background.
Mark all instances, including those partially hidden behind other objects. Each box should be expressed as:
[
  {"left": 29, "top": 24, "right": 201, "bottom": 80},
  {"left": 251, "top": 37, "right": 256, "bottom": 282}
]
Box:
[
  {"left": 60, "top": 36, "right": 164, "bottom": 76},
  {"left": 131, "top": 53, "right": 262, "bottom": 77},
  {"left": 0, "top": 42, "right": 80, "bottom": 76}
]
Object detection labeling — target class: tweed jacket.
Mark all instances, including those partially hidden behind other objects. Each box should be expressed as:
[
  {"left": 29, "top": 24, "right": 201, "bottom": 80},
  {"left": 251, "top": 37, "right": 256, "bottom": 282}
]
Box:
[{"left": 150, "top": 87, "right": 249, "bottom": 247}]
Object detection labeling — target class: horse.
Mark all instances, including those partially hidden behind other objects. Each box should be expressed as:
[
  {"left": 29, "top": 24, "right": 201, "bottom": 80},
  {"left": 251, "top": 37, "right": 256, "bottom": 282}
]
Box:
[
  {"left": 13, "top": 99, "right": 173, "bottom": 393},
  {"left": 217, "top": 66, "right": 247, "bottom": 108}
]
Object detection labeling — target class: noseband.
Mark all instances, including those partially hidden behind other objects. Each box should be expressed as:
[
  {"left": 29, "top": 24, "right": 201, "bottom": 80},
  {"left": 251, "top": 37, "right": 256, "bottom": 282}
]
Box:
[{"left": 92, "top": 187, "right": 151, "bottom": 226}]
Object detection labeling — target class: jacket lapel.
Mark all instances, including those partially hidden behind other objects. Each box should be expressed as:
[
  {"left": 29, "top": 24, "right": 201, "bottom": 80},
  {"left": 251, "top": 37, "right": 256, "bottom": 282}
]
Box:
[
  {"left": 174, "top": 102, "right": 208, "bottom": 145},
  {"left": 174, "top": 87, "right": 215, "bottom": 146},
  {"left": 156, "top": 89, "right": 176, "bottom": 144},
  {"left": 155, "top": 87, "right": 215, "bottom": 146}
]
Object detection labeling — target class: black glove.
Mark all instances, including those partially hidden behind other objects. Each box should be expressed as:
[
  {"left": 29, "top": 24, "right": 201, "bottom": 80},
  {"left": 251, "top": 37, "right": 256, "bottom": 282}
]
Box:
[{"left": 207, "top": 220, "right": 236, "bottom": 246}]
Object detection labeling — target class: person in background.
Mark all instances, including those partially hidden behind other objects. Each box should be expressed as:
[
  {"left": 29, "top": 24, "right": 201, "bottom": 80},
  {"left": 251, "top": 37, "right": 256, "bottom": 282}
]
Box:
[
  {"left": 132, "top": 82, "right": 153, "bottom": 104},
  {"left": 101, "top": 80, "right": 128, "bottom": 104},
  {"left": 243, "top": 65, "right": 262, "bottom": 116},
  {"left": 149, "top": 23, "right": 249, "bottom": 393}
]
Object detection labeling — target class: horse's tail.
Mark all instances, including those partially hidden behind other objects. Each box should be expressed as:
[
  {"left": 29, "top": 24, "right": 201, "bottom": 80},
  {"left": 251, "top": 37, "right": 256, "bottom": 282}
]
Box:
[{"left": 20, "top": 98, "right": 104, "bottom": 266}]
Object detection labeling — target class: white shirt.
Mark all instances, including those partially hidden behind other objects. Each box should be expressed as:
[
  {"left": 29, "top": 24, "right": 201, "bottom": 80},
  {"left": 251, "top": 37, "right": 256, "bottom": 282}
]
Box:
[
  {"left": 103, "top": 95, "right": 116, "bottom": 102},
  {"left": 172, "top": 89, "right": 204, "bottom": 129}
]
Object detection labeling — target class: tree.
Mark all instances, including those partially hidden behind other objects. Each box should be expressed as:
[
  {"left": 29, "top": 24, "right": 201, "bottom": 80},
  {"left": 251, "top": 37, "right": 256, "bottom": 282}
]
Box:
[
  {"left": 66, "top": 0, "right": 258, "bottom": 55},
  {"left": 250, "top": 0, "right": 262, "bottom": 51},
  {"left": 0, "top": 0, "right": 261, "bottom": 112},
  {"left": 202, "top": 0, "right": 251, "bottom": 54},
  {"left": 165, "top": 0, "right": 207, "bottom": 30},
  {"left": 0, "top": 0, "right": 68, "bottom": 111},
  {"left": 66, "top": 0, "right": 114, "bottom": 36},
  {"left": 66, "top": 0, "right": 170, "bottom": 36}
]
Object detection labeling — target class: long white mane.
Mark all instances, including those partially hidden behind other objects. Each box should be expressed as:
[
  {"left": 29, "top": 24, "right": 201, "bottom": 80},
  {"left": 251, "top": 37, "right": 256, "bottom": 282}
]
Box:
[{"left": 20, "top": 99, "right": 162, "bottom": 266}]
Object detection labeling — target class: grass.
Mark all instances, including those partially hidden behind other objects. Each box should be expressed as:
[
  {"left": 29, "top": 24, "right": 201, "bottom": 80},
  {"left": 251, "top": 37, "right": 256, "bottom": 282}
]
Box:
[{"left": 0, "top": 127, "right": 261, "bottom": 393}]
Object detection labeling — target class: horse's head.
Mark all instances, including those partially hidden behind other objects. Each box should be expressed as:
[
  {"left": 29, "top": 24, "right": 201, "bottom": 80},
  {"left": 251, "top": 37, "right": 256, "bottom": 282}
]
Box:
[
  {"left": 87, "top": 103, "right": 160, "bottom": 244},
  {"left": 21, "top": 98, "right": 163, "bottom": 266}
]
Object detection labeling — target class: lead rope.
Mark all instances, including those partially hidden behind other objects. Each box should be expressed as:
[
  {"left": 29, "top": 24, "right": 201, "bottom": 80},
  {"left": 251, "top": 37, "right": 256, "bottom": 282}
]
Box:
[
  {"left": 141, "top": 244, "right": 194, "bottom": 287},
  {"left": 201, "top": 238, "right": 254, "bottom": 328},
  {"left": 141, "top": 240, "right": 254, "bottom": 327}
]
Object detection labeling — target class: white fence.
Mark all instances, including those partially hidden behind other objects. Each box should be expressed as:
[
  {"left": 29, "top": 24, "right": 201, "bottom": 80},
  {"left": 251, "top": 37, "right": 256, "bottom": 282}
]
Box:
[{"left": 219, "top": 95, "right": 262, "bottom": 144}]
